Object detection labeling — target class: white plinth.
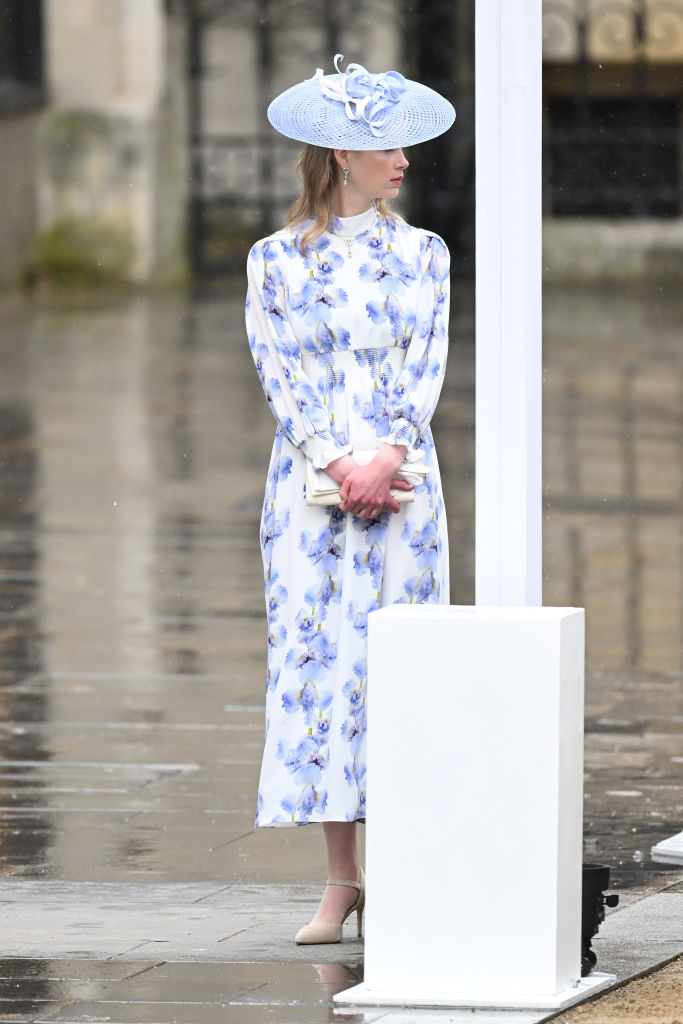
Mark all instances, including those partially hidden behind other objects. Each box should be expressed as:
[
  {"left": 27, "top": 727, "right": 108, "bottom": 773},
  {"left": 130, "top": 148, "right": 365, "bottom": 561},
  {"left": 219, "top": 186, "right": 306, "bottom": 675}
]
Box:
[
  {"left": 651, "top": 830, "right": 683, "bottom": 865},
  {"left": 335, "top": 605, "right": 591, "bottom": 1010},
  {"left": 335, "top": 973, "right": 615, "bottom": 1011}
]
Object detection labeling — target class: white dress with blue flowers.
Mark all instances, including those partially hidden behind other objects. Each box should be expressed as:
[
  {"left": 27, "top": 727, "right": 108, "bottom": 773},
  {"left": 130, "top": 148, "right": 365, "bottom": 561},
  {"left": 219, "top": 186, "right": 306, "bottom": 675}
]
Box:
[{"left": 246, "top": 204, "right": 450, "bottom": 826}]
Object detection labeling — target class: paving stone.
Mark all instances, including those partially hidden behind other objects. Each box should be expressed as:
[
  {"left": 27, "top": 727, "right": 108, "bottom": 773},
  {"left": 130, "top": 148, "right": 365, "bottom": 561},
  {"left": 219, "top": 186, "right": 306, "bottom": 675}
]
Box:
[
  {"left": 0, "top": 960, "right": 159, "bottom": 981},
  {"left": 0, "top": 1000, "right": 73, "bottom": 1023},
  {"left": 34, "top": 1003, "right": 387, "bottom": 1024}
]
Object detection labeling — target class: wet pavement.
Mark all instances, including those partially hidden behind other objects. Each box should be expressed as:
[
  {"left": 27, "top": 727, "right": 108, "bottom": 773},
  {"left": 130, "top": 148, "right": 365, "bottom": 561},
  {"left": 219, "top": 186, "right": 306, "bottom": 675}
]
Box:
[{"left": 0, "top": 281, "right": 681, "bottom": 1022}]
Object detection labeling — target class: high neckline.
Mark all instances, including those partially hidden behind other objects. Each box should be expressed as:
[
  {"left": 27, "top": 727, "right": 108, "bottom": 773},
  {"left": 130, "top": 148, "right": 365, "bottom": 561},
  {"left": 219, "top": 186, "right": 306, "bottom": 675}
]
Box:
[{"left": 329, "top": 204, "right": 377, "bottom": 238}]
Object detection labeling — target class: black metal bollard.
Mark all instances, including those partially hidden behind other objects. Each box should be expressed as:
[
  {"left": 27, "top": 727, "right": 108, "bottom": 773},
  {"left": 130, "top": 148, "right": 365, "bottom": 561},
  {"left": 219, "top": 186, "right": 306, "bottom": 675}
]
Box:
[{"left": 581, "top": 863, "right": 619, "bottom": 976}]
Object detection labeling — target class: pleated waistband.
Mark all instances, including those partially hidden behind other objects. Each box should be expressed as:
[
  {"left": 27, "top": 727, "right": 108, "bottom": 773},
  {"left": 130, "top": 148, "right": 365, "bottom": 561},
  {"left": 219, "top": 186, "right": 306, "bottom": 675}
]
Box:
[{"left": 300, "top": 346, "right": 406, "bottom": 375}]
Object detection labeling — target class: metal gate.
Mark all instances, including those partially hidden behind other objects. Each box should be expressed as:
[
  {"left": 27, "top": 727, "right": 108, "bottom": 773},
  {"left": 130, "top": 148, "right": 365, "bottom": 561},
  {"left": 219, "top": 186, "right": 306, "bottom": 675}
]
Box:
[{"left": 185, "top": 0, "right": 350, "bottom": 278}]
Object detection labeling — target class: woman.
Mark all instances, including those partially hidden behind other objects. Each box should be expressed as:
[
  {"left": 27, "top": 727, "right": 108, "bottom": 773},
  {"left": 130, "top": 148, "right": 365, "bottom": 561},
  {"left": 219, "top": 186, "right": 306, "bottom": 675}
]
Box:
[{"left": 245, "top": 55, "right": 455, "bottom": 944}]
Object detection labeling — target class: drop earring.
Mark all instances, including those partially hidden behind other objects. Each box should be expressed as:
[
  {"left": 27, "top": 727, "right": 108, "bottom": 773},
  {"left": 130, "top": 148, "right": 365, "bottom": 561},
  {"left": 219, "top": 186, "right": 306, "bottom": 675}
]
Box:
[{"left": 343, "top": 167, "right": 350, "bottom": 188}]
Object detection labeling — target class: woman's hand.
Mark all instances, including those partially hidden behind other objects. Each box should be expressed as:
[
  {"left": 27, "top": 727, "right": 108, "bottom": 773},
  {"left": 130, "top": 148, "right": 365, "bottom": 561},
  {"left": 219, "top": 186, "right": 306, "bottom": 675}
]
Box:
[
  {"left": 334, "top": 444, "right": 411, "bottom": 518},
  {"left": 324, "top": 454, "right": 358, "bottom": 487}
]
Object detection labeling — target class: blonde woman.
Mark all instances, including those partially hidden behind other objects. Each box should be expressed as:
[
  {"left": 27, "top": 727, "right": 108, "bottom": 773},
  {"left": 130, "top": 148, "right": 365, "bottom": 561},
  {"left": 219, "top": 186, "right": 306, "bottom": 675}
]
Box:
[{"left": 245, "top": 55, "right": 455, "bottom": 943}]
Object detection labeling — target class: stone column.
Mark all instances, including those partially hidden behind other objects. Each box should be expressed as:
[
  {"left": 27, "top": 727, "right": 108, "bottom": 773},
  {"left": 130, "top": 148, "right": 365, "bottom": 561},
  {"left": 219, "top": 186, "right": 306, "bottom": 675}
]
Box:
[{"left": 36, "top": 0, "right": 185, "bottom": 285}]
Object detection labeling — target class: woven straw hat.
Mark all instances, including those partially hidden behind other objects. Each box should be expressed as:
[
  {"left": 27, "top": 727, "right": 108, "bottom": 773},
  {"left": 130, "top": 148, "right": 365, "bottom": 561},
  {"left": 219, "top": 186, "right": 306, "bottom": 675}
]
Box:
[{"left": 267, "top": 55, "right": 455, "bottom": 150}]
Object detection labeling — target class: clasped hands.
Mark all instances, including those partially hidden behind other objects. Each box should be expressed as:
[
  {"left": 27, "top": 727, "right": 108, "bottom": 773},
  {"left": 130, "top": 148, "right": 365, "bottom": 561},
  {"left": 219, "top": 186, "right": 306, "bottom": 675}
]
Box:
[{"left": 324, "top": 443, "right": 411, "bottom": 518}]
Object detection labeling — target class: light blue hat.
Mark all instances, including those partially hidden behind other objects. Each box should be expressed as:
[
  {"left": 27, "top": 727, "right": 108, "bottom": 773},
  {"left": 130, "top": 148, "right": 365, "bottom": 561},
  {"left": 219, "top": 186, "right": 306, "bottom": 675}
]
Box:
[{"left": 267, "top": 54, "right": 455, "bottom": 150}]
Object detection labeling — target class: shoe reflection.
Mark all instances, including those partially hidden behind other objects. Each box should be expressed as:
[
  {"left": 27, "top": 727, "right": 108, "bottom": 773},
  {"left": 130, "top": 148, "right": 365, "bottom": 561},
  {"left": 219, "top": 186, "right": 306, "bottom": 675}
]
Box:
[{"left": 314, "top": 962, "right": 367, "bottom": 1020}]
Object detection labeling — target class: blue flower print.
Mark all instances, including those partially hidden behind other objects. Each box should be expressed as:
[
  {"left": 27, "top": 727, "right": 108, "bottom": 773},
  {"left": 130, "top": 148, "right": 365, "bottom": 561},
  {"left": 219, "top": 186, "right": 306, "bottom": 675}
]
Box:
[
  {"left": 415, "top": 310, "right": 447, "bottom": 356},
  {"left": 302, "top": 578, "right": 341, "bottom": 615},
  {"left": 342, "top": 712, "right": 365, "bottom": 758},
  {"left": 289, "top": 375, "right": 319, "bottom": 413},
  {"left": 299, "top": 398, "right": 333, "bottom": 435},
  {"left": 276, "top": 234, "right": 301, "bottom": 261},
  {"left": 353, "top": 347, "right": 378, "bottom": 370},
  {"left": 315, "top": 364, "right": 346, "bottom": 400},
  {"left": 300, "top": 523, "right": 345, "bottom": 574},
  {"left": 346, "top": 599, "right": 380, "bottom": 638},
  {"left": 341, "top": 661, "right": 367, "bottom": 811},
  {"left": 366, "top": 294, "right": 414, "bottom": 344},
  {"left": 359, "top": 252, "right": 418, "bottom": 296},
  {"left": 352, "top": 521, "right": 386, "bottom": 589},
  {"left": 344, "top": 764, "right": 366, "bottom": 818},
  {"left": 277, "top": 456, "right": 293, "bottom": 481},
  {"left": 310, "top": 247, "right": 345, "bottom": 281},
  {"left": 261, "top": 506, "right": 289, "bottom": 561},
  {"left": 296, "top": 607, "right": 317, "bottom": 640},
  {"left": 342, "top": 661, "right": 366, "bottom": 726},
  {"left": 250, "top": 339, "right": 269, "bottom": 380},
  {"left": 268, "top": 623, "right": 288, "bottom": 649},
  {"left": 318, "top": 571, "right": 342, "bottom": 608},
  {"left": 371, "top": 388, "right": 390, "bottom": 436},
  {"left": 282, "top": 678, "right": 333, "bottom": 717},
  {"left": 266, "top": 665, "right": 280, "bottom": 694},
  {"left": 281, "top": 782, "right": 328, "bottom": 821},
  {"left": 353, "top": 544, "right": 384, "bottom": 588},
  {"left": 388, "top": 379, "right": 420, "bottom": 428},
  {"left": 268, "top": 580, "right": 288, "bottom": 623},
  {"left": 260, "top": 239, "right": 285, "bottom": 265},
  {"left": 278, "top": 735, "right": 327, "bottom": 784},
  {"left": 314, "top": 717, "right": 330, "bottom": 742},
  {"left": 352, "top": 393, "right": 377, "bottom": 425},
  {"left": 305, "top": 322, "right": 350, "bottom": 354},
  {"left": 285, "top": 630, "right": 337, "bottom": 682},
  {"left": 404, "top": 568, "right": 440, "bottom": 603},
  {"left": 290, "top": 280, "right": 349, "bottom": 326},
  {"left": 366, "top": 299, "right": 389, "bottom": 325},
  {"left": 402, "top": 519, "right": 440, "bottom": 571},
  {"left": 246, "top": 211, "right": 450, "bottom": 826}
]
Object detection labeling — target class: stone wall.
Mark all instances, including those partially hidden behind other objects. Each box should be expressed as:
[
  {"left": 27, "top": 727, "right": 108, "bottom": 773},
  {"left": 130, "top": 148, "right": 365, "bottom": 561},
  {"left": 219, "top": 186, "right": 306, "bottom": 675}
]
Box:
[
  {"left": 27, "top": 0, "right": 187, "bottom": 287},
  {"left": 544, "top": 220, "right": 683, "bottom": 283},
  {"left": 0, "top": 110, "right": 41, "bottom": 285}
]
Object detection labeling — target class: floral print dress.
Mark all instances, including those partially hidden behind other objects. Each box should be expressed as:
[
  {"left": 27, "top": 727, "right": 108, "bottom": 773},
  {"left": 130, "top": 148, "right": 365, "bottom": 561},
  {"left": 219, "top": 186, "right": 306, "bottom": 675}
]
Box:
[{"left": 245, "top": 203, "right": 450, "bottom": 826}]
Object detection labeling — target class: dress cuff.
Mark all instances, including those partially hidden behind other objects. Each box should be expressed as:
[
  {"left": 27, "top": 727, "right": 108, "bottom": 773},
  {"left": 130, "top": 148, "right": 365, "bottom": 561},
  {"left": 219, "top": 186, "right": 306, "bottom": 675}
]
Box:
[
  {"left": 301, "top": 433, "right": 352, "bottom": 470},
  {"left": 388, "top": 418, "right": 420, "bottom": 451}
]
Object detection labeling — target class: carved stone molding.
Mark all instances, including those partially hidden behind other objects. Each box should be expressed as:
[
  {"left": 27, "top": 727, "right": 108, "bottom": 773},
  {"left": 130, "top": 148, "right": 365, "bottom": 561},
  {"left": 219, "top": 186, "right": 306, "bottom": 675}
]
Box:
[{"left": 542, "top": 0, "right": 683, "bottom": 62}]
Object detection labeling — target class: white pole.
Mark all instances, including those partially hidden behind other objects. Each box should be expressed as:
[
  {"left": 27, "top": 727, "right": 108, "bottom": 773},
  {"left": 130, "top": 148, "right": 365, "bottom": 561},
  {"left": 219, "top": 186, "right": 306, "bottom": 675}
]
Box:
[{"left": 475, "top": 0, "right": 543, "bottom": 606}]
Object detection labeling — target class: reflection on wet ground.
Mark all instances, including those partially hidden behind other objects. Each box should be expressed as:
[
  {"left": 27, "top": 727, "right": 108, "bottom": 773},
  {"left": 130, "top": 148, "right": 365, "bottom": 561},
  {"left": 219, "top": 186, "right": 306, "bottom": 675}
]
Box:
[
  {"left": 543, "top": 284, "right": 683, "bottom": 891},
  {"left": 0, "top": 957, "right": 373, "bottom": 1023},
  {"left": 0, "top": 283, "right": 681, "bottom": 1021}
]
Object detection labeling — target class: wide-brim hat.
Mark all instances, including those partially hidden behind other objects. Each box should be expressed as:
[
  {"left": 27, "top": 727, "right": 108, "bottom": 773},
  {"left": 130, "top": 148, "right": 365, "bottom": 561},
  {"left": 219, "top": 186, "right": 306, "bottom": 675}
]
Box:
[{"left": 267, "top": 54, "right": 455, "bottom": 150}]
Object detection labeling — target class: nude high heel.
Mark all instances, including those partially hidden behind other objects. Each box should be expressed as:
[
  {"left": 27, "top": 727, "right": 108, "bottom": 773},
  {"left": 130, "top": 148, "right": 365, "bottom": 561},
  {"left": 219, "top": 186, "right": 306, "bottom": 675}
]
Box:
[{"left": 295, "top": 872, "right": 365, "bottom": 944}]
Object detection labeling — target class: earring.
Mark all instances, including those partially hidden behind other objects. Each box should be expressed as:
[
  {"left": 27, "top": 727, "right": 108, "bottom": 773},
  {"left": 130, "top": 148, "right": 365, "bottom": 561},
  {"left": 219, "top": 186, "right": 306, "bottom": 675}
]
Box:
[{"left": 343, "top": 167, "right": 350, "bottom": 188}]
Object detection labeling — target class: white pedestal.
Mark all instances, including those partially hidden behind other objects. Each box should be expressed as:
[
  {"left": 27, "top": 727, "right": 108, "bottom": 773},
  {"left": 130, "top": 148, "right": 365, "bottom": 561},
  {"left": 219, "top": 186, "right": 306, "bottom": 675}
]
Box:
[
  {"left": 651, "top": 830, "right": 683, "bottom": 865},
  {"left": 335, "top": 606, "right": 613, "bottom": 1010}
]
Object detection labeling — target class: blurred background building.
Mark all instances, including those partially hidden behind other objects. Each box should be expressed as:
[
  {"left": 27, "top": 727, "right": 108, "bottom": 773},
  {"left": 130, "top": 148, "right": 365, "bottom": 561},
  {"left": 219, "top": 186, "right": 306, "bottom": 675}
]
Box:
[{"left": 0, "top": 0, "right": 681, "bottom": 287}]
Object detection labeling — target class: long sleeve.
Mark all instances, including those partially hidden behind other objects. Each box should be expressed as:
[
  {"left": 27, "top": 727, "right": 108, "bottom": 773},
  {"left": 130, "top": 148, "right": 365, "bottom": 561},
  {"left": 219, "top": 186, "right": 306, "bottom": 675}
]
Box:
[
  {"left": 246, "top": 239, "right": 352, "bottom": 469},
  {"left": 386, "top": 233, "right": 450, "bottom": 453}
]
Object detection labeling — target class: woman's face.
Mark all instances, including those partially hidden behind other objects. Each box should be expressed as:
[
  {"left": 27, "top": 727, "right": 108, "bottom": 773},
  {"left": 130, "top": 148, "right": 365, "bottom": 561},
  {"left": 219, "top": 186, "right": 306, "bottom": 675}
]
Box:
[{"left": 338, "top": 148, "right": 410, "bottom": 202}]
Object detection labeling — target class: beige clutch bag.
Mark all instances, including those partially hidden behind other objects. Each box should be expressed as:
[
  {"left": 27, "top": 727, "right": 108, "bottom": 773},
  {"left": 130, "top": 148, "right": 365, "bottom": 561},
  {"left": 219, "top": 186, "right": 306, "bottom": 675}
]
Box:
[{"left": 305, "top": 450, "right": 429, "bottom": 507}]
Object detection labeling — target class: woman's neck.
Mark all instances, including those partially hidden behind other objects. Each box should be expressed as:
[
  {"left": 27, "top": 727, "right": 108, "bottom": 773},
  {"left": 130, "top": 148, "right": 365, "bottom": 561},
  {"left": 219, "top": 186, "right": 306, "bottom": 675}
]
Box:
[{"left": 330, "top": 185, "right": 374, "bottom": 219}]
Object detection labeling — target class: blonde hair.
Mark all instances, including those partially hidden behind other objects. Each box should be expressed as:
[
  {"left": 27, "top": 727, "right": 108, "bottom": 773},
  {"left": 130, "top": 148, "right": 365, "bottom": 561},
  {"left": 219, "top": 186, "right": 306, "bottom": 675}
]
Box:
[{"left": 285, "top": 144, "right": 399, "bottom": 253}]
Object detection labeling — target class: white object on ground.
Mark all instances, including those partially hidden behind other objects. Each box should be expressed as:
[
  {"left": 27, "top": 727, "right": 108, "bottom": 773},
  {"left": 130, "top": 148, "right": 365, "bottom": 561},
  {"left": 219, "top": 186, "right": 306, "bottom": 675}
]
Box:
[
  {"left": 651, "top": 830, "right": 683, "bottom": 865},
  {"left": 335, "top": 605, "right": 616, "bottom": 1010}
]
